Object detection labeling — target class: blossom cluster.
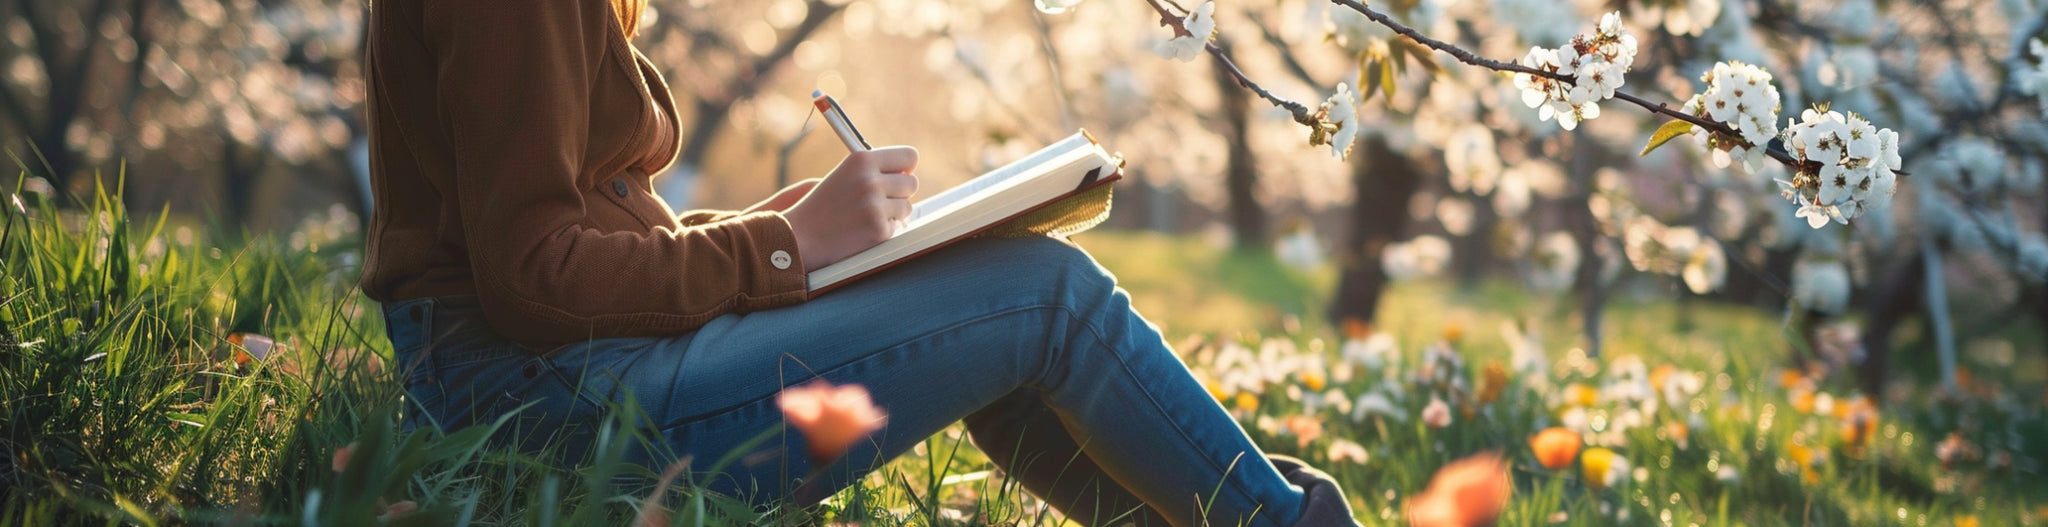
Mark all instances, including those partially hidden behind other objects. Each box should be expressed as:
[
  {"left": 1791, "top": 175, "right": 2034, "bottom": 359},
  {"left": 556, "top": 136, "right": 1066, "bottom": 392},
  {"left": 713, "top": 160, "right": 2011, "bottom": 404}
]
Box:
[
  {"left": 1153, "top": 1, "right": 1216, "bottom": 62},
  {"left": 1314, "top": 83, "right": 1361, "bottom": 159},
  {"left": 1512, "top": 12, "right": 1639, "bottom": 131},
  {"left": 2020, "top": 38, "right": 2047, "bottom": 119},
  {"left": 1779, "top": 108, "right": 1902, "bottom": 228},
  {"left": 1681, "top": 61, "right": 1781, "bottom": 173}
]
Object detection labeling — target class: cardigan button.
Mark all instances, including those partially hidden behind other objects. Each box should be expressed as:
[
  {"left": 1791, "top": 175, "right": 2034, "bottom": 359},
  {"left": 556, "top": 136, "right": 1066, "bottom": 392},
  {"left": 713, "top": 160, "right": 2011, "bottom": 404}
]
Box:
[
  {"left": 612, "top": 180, "right": 629, "bottom": 197},
  {"left": 770, "top": 250, "right": 792, "bottom": 270}
]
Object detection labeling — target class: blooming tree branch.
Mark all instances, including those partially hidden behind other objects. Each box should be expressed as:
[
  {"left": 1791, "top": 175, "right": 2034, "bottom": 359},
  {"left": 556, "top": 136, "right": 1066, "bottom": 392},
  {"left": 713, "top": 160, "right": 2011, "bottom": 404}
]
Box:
[
  {"left": 1135, "top": 0, "right": 1915, "bottom": 227},
  {"left": 1139, "top": 0, "right": 1320, "bottom": 129}
]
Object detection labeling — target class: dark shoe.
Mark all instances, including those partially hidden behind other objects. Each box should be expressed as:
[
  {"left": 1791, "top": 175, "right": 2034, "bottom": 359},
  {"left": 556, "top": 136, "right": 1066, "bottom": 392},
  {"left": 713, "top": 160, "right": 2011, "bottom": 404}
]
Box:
[{"left": 1267, "top": 455, "right": 1360, "bottom": 526}]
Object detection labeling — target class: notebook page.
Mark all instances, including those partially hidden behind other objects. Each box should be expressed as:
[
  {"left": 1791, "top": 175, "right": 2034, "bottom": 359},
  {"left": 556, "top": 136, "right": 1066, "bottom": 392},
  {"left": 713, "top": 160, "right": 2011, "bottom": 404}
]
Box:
[{"left": 907, "top": 134, "right": 1092, "bottom": 226}]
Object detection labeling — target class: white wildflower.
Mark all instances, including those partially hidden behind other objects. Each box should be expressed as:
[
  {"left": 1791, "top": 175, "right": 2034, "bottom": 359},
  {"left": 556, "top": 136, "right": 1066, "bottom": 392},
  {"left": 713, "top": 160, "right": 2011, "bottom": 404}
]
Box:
[
  {"left": 1352, "top": 391, "right": 1407, "bottom": 422},
  {"left": 1341, "top": 333, "right": 1398, "bottom": 371},
  {"left": 1153, "top": 1, "right": 1214, "bottom": 62}
]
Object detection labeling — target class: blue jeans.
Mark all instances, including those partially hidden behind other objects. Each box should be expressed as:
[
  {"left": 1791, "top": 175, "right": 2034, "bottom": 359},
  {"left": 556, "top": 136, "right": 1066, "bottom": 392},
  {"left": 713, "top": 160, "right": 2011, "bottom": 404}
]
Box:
[{"left": 383, "top": 237, "right": 1306, "bottom": 526}]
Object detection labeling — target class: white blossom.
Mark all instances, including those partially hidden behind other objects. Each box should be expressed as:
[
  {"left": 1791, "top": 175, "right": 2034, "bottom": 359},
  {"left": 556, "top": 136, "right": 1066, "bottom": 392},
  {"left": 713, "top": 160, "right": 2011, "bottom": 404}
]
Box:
[
  {"left": 1318, "top": 83, "right": 1360, "bottom": 159},
  {"left": 1792, "top": 258, "right": 1852, "bottom": 314},
  {"left": 2019, "top": 38, "right": 2048, "bottom": 119},
  {"left": 1512, "top": 12, "right": 1636, "bottom": 131},
  {"left": 1681, "top": 61, "right": 1781, "bottom": 173},
  {"left": 1682, "top": 237, "right": 1727, "bottom": 294},
  {"left": 1528, "top": 231, "right": 1580, "bottom": 292},
  {"left": 1781, "top": 108, "right": 1900, "bottom": 227},
  {"left": 1153, "top": 1, "right": 1215, "bottom": 62}
]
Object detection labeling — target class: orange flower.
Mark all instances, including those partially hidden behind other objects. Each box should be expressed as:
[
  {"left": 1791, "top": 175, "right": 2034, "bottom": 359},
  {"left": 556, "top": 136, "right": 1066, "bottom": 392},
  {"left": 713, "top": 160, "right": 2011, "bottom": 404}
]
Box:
[
  {"left": 228, "top": 332, "right": 277, "bottom": 365},
  {"left": 1406, "top": 452, "right": 1511, "bottom": 527},
  {"left": 1341, "top": 317, "right": 1372, "bottom": 340},
  {"left": 1475, "top": 362, "right": 1508, "bottom": 404},
  {"left": 1528, "top": 427, "right": 1581, "bottom": 470},
  {"left": 1790, "top": 388, "right": 1816, "bottom": 414},
  {"left": 332, "top": 442, "right": 355, "bottom": 473},
  {"left": 1284, "top": 415, "right": 1325, "bottom": 448},
  {"left": 1441, "top": 320, "right": 1466, "bottom": 344},
  {"left": 634, "top": 459, "right": 692, "bottom": 527},
  {"left": 1650, "top": 365, "right": 1676, "bottom": 392},
  {"left": 1778, "top": 369, "right": 1806, "bottom": 389},
  {"left": 778, "top": 380, "right": 888, "bottom": 466},
  {"left": 1841, "top": 406, "right": 1878, "bottom": 447}
]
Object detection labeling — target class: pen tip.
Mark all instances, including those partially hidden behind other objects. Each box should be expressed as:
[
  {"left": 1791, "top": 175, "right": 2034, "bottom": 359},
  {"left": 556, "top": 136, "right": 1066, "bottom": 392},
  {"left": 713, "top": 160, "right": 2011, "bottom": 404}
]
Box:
[{"left": 812, "top": 89, "right": 824, "bottom": 99}]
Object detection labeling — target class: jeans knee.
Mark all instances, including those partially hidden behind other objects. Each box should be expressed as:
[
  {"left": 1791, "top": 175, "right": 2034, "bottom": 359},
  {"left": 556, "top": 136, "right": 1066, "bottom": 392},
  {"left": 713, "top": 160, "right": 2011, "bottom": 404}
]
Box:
[{"left": 1021, "top": 238, "right": 1117, "bottom": 298}]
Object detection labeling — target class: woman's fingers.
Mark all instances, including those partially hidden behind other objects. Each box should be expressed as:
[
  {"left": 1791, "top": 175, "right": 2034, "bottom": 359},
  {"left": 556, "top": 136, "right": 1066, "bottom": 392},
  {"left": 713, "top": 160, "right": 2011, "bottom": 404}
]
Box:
[
  {"left": 876, "top": 172, "right": 919, "bottom": 199},
  {"left": 860, "top": 145, "right": 920, "bottom": 174},
  {"left": 886, "top": 197, "right": 913, "bottom": 223}
]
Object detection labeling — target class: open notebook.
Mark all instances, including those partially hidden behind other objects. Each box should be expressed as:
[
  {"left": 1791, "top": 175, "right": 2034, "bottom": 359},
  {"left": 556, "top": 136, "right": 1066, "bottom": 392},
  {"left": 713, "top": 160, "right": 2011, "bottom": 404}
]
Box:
[{"left": 807, "top": 131, "right": 1123, "bottom": 296}]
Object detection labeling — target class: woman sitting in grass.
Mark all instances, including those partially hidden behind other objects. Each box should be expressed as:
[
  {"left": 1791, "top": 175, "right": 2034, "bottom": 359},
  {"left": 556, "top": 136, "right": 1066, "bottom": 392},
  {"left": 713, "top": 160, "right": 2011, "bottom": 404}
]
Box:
[{"left": 357, "top": 0, "right": 1356, "bottom": 524}]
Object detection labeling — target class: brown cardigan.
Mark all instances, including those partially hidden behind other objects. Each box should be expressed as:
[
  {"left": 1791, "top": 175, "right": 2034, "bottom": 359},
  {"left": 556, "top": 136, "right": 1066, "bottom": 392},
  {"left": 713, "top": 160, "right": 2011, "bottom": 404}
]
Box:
[{"left": 359, "top": 0, "right": 809, "bottom": 345}]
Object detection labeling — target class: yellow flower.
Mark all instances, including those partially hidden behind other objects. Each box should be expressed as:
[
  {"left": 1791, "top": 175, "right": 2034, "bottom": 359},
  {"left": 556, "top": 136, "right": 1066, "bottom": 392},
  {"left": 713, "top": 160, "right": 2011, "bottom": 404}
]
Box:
[
  {"left": 1301, "top": 371, "right": 1327, "bottom": 393},
  {"left": 1565, "top": 383, "right": 1599, "bottom": 407},
  {"left": 1649, "top": 364, "right": 1677, "bottom": 392},
  {"left": 1235, "top": 392, "right": 1260, "bottom": 413},
  {"left": 1580, "top": 447, "right": 1627, "bottom": 491},
  {"left": 1954, "top": 515, "right": 1979, "bottom": 527},
  {"left": 1205, "top": 381, "right": 1229, "bottom": 403}
]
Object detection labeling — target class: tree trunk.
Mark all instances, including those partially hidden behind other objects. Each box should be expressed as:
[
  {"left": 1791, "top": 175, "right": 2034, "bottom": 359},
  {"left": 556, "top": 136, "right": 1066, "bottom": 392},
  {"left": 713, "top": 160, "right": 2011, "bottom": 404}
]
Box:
[
  {"left": 1327, "top": 134, "right": 1421, "bottom": 333},
  {"left": 1209, "top": 41, "right": 1265, "bottom": 252},
  {"left": 1566, "top": 134, "right": 1608, "bottom": 357}
]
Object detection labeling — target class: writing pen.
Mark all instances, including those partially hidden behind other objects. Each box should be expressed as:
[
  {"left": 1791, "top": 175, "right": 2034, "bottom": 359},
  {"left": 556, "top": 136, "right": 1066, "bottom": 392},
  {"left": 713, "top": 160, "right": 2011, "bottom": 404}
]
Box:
[{"left": 812, "top": 89, "right": 871, "bottom": 152}]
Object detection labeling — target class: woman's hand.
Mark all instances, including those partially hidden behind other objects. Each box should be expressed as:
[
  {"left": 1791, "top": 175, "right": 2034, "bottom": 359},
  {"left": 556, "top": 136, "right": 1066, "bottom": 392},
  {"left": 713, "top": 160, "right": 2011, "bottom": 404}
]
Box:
[
  {"left": 745, "top": 178, "right": 822, "bottom": 214},
  {"left": 783, "top": 146, "right": 920, "bottom": 272}
]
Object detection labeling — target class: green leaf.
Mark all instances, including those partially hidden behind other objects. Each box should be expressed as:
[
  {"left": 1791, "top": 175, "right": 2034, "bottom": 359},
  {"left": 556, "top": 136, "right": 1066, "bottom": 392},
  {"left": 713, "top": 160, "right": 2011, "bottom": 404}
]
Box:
[
  {"left": 1358, "top": 57, "right": 1380, "bottom": 103},
  {"left": 1379, "top": 58, "right": 1398, "bottom": 101},
  {"left": 1640, "top": 119, "right": 1698, "bottom": 157}
]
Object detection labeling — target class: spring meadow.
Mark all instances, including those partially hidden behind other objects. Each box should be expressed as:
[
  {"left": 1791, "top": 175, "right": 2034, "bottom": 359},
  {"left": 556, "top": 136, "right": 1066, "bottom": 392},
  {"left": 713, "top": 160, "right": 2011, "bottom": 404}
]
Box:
[{"left": 4, "top": 0, "right": 2048, "bottom": 524}]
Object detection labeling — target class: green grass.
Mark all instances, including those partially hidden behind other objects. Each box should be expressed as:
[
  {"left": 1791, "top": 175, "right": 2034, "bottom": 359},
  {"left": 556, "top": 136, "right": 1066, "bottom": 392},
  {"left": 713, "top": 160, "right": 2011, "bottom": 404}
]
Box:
[{"left": 4, "top": 184, "right": 2043, "bottom": 525}]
